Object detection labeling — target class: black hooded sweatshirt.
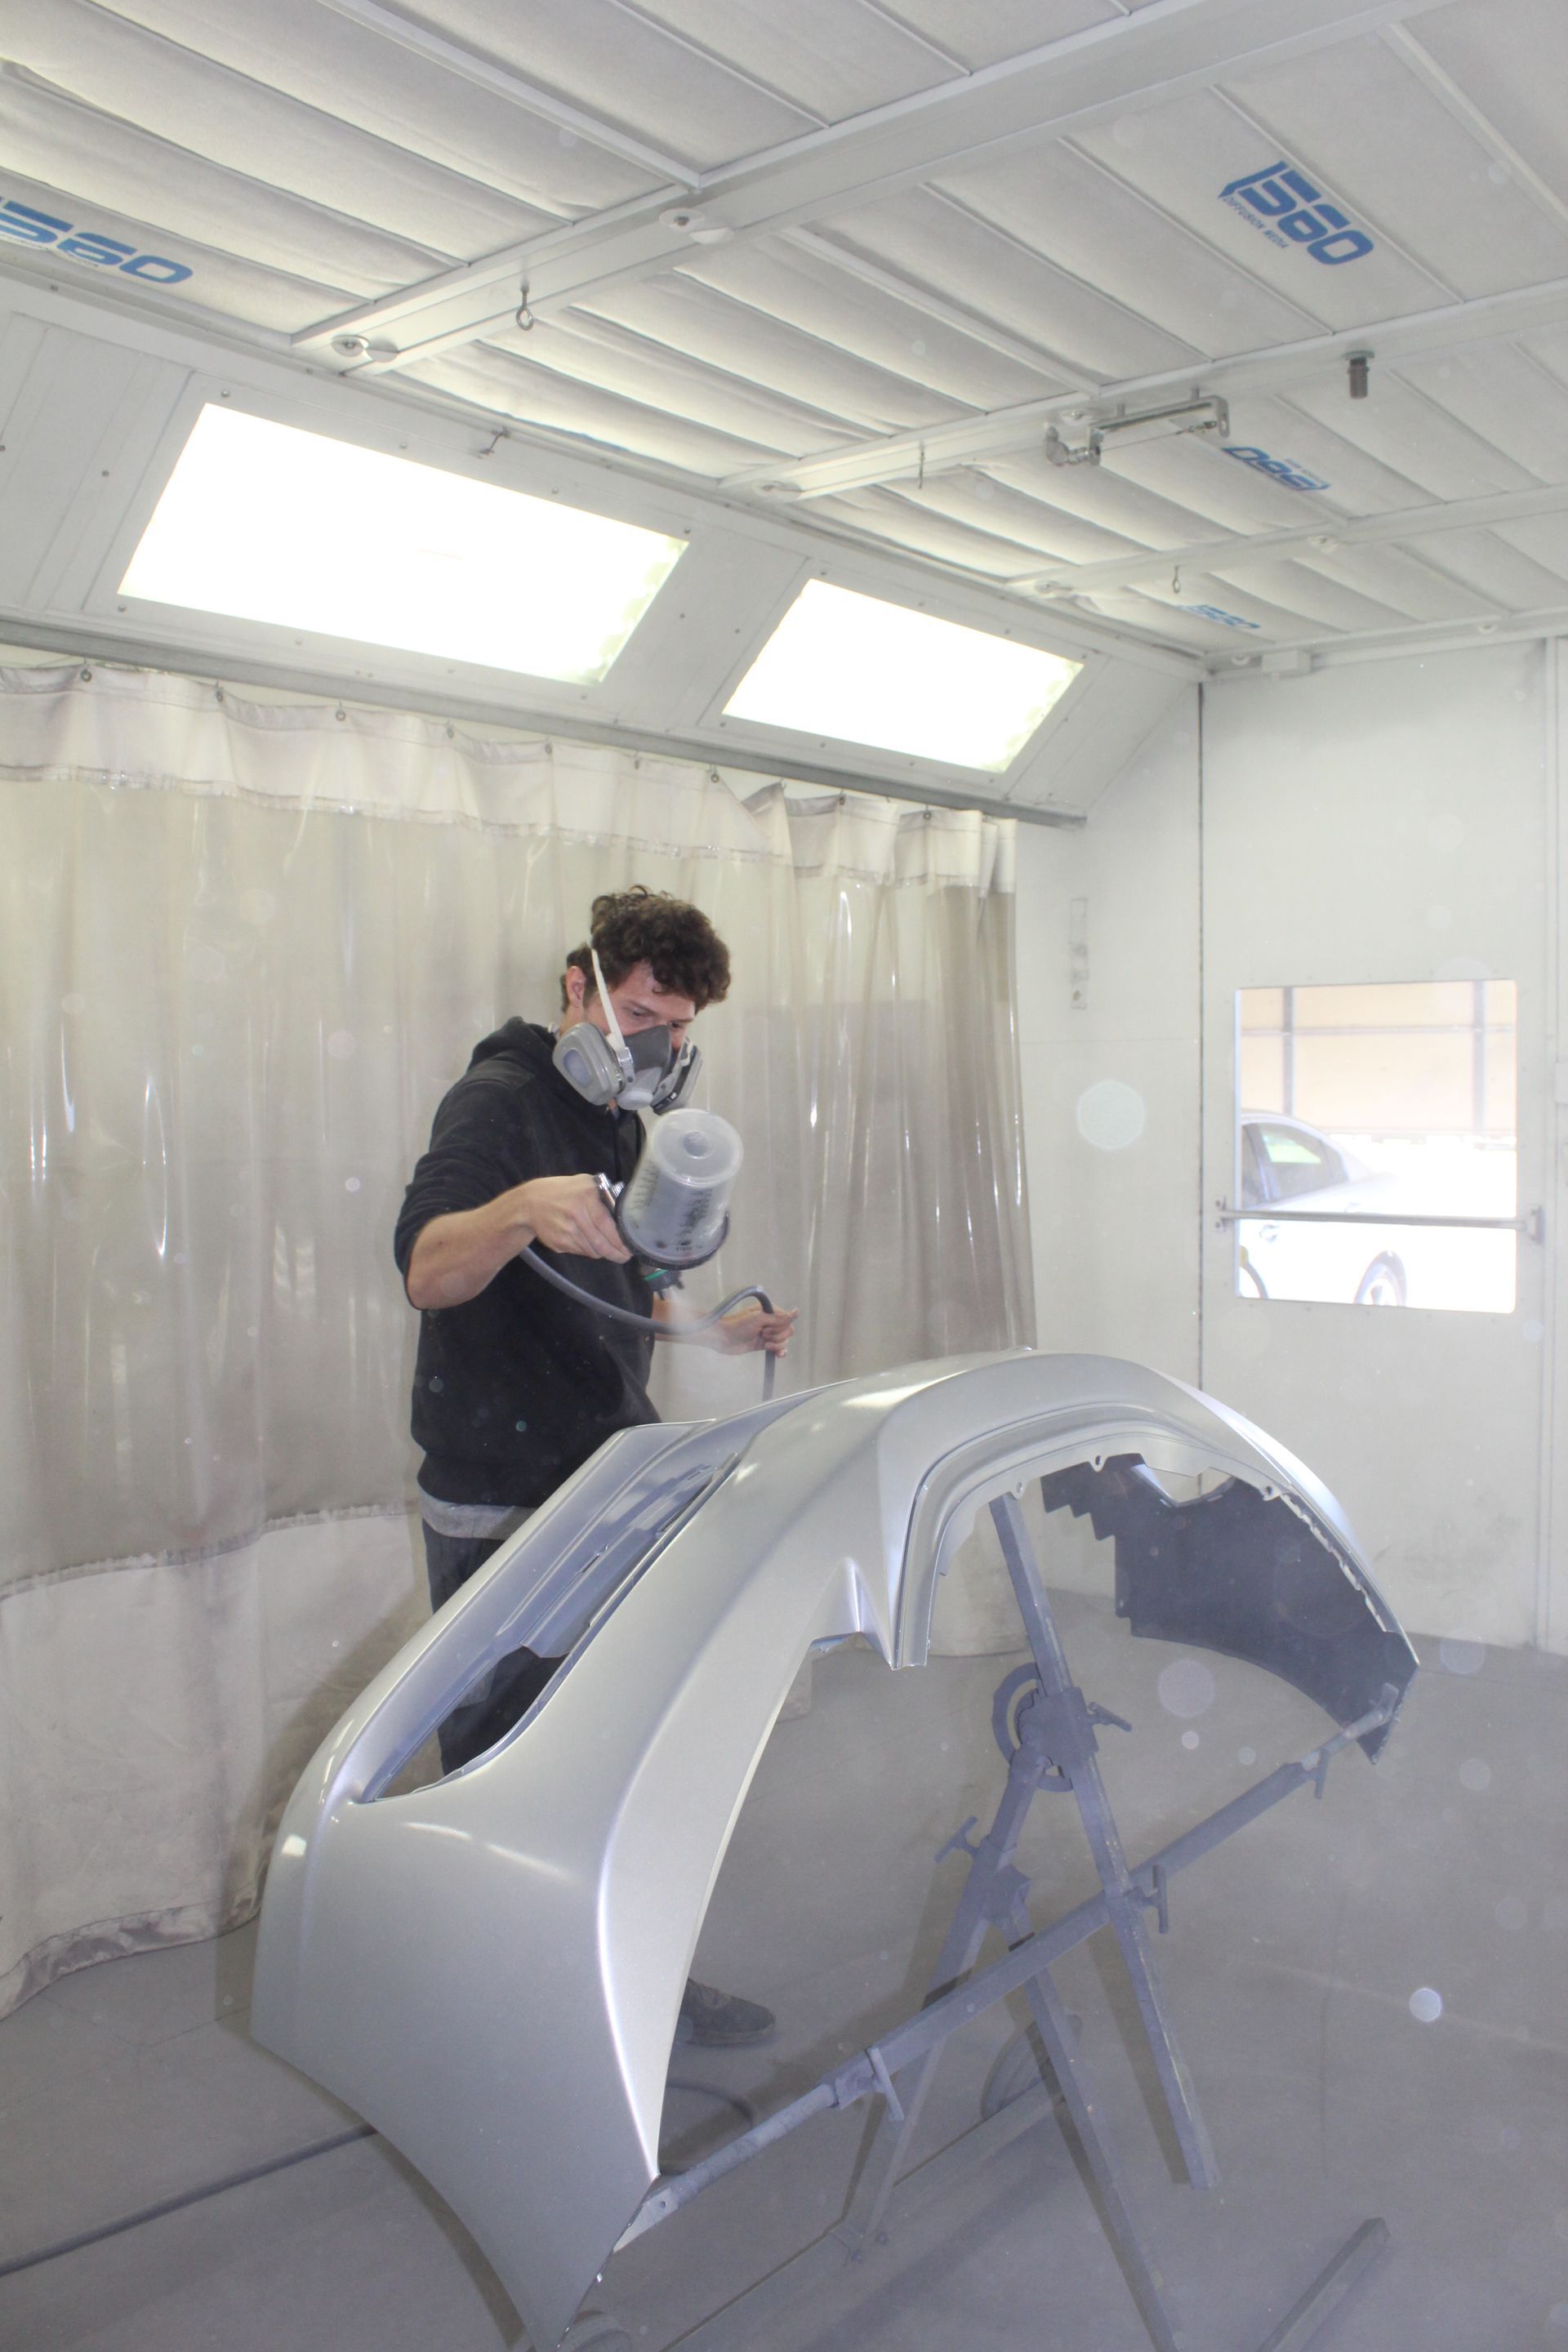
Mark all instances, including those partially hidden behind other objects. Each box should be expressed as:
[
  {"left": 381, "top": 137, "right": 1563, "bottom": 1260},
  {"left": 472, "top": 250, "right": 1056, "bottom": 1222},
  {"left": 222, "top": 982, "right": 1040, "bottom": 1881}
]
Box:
[{"left": 394, "top": 1019, "right": 657, "bottom": 1508}]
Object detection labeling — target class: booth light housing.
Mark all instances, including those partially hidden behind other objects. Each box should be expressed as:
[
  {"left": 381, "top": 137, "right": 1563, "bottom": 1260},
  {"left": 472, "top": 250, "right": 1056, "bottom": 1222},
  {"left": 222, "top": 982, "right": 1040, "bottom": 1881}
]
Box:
[
  {"left": 722, "top": 582, "right": 1081, "bottom": 772},
  {"left": 119, "top": 407, "right": 686, "bottom": 681}
]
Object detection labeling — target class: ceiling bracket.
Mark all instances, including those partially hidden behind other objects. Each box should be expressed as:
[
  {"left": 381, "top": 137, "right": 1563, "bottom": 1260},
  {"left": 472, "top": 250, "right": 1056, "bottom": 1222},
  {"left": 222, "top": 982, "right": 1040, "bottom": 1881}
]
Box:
[{"left": 1045, "top": 394, "right": 1229, "bottom": 471}]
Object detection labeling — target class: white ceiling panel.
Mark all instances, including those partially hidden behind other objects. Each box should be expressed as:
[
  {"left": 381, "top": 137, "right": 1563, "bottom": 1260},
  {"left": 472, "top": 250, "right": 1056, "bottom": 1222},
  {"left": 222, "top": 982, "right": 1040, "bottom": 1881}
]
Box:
[
  {"left": 1088, "top": 431, "right": 1343, "bottom": 539},
  {"left": 801, "top": 488, "right": 1062, "bottom": 579},
  {"left": 401, "top": 0, "right": 818, "bottom": 168},
  {"left": 1288, "top": 539, "right": 1497, "bottom": 622},
  {"left": 403, "top": 344, "right": 788, "bottom": 476},
  {"left": 986, "top": 447, "right": 1232, "bottom": 555},
  {"left": 0, "top": 65, "right": 449, "bottom": 295},
  {"left": 1071, "top": 585, "right": 1274, "bottom": 651},
  {"left": 870, "top": 0, "right": 1126, "bottom": 72},
  {"left": 3, "top": 2, "right": 555, "bottom": 257},
  {"left": 1222, "top": 391, "right": 1447, "bottom": 512},
  {"left": 619, "top": 0, "right": 956, "bottom": 124},
  {"left": 1409, "top": 527, "right": 1568, "bottom": 612},
  {"left": 105, "top": 0, "right": 662, "bottom": 214},
  {"left": 1206, "top": 554, "right": 1417, "bottom": 633},
  {"left": 498, "top": 310, "right": 898, "bottom": 452},
  {"left": 884, "top": 472, "right": 1151, "bottom": 567},
  {"left": 1283, "top": 372, "right": 1545, "bottom": 501},
  {"left": 0, "top": 167, "right": 371, "bottom": 331},
  {"left": 817, "top": 188, "right": 1199, "bottom": 384},
  {"left": 1489, "top": 515, "right": 1568, "bottom": 592},
  {"left": 573, "top": 274, "right": 972, "bottom": 435},
  {"left": 1223, "top": 36, "right": 1568, "bottom": 296},
  {"left": 1410, "top": 0, "right": 1568, "bottom": 218},
  {"left": 931, "top": 138, "right": 1322, "bottom": 360},
  {"left": 2, "top": 0, "right": 1566, "bottom": 699},
  {"left": 1394, "top": 345, "right": 1568, "bottom": 482},
  {"left": 675, "top": 238, "right": 1071, "bottom": 409},
  {"left": 1068, "top": 89, "right": 1452, "bottom": 330}
]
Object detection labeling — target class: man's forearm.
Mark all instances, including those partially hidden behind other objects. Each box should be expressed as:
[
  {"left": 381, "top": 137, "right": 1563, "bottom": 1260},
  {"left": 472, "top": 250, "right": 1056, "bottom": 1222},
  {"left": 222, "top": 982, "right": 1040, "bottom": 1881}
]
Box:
[{"left": 405, "top": 1190, "right": 536, "bottom": 1310}]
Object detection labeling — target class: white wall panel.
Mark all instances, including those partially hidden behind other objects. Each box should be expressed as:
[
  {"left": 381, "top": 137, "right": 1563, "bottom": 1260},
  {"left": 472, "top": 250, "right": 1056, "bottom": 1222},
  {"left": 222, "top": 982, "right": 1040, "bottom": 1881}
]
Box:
[
  {"left": 1018, "top": 695, "right": 1201, "bottom": 1374},
  {"left": 1201, "top": 644, "right": 1551, "bottom": 1649}
]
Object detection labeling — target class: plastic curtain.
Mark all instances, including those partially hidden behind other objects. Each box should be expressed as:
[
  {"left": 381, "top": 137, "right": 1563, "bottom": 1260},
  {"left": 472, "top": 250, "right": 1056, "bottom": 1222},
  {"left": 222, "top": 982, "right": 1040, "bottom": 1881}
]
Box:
[{"left": 0, "top": 661, "right": 1034, "bottom": 2011}]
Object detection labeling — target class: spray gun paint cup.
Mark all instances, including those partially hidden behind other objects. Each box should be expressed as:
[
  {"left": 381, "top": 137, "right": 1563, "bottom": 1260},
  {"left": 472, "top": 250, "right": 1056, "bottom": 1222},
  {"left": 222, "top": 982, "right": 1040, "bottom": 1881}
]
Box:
[{"left": 618, "top": 1109, "right": 743, "bottom": 1271}]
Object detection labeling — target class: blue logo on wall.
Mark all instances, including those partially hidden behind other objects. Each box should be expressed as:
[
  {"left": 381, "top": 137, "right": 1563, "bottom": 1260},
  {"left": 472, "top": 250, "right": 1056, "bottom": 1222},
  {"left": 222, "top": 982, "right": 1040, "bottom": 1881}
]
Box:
[
  {"left": 0, "top": 199, "right": 192, "bottom": 284},
  {"left": 1219, "top": 163, "right": 1374, "bottom": 265},
  {"left": 1184, "top": 604, "right": 1260, "bottom": 630},
  {"left": 1223, "top": 445, "right": 1330, "bottom": 493}
]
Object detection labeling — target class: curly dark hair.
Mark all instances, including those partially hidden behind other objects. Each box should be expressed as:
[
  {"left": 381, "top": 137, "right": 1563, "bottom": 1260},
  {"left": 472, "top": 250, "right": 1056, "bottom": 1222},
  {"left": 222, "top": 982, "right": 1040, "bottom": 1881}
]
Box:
[{"left": 561, "top": 884, "right": 731, "bottom": 1013}]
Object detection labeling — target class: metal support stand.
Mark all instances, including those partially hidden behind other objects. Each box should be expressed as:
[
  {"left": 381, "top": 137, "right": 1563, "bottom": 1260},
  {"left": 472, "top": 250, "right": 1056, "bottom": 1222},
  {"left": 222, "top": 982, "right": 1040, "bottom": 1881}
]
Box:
[
  {"left": 611, "top": 1481, "right": 1398, "bottom": 2352},
  {"left": 832, "top": 1491, "right": 1214, "bottom": 2350}
]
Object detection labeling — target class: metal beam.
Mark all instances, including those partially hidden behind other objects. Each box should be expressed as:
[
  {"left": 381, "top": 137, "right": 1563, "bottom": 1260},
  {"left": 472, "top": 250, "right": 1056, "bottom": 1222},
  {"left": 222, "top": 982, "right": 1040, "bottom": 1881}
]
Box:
[
  {"left": 720, "top": 274, "right": 1568, "bottom": 497},
  {"left": 1211, "top": 599, "right": 1568, "bottom": 672},
  {"left": 1027, "top": 481, "right": 1568, "bottom": 593},
  {"left": 298, "top": 0, "right": 1455, "bottom": 369},
  {"left": 0, "top": 616, "right": 1088, "bottom": 826}
]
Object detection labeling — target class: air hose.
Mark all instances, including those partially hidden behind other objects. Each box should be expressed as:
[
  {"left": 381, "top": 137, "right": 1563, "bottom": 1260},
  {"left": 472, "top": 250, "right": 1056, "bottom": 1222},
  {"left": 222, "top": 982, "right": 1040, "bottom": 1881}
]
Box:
[{"left": 520, "top": 1245, "right": 778, "bottom": 1401}]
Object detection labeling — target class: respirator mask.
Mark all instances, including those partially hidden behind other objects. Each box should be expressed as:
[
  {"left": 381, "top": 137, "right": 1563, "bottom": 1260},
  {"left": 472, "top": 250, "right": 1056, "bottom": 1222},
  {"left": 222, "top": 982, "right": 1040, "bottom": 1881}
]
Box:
[{"left": 552, "top": 948, "right": 701, "bottom": 1114}]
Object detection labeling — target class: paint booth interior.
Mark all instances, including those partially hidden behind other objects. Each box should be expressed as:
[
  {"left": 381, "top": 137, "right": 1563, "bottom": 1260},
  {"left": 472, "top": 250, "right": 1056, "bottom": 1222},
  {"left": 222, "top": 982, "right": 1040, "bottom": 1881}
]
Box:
[{"left": 2, "top": 4, "right": 1567, "bottom": 2347}]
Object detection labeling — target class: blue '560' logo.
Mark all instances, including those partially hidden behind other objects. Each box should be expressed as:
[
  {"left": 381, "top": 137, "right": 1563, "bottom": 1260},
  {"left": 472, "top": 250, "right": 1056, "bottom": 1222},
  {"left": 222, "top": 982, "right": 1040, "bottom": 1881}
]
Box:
[
  {"left": 1219, "top": 163, "right": 1373, "bottom": 265},
  {"left": 0, "top": 199, "right": 192, "bottom": 283}
]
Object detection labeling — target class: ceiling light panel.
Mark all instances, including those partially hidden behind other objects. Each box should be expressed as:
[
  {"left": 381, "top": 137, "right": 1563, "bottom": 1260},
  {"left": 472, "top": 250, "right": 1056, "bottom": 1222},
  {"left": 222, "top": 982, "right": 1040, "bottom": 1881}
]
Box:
[
  {"left": 119, "top": 405, "right": 687, "bottom": 681},
  {"left": 723, "top": 581, "right": 1081, "bottom": 771}
]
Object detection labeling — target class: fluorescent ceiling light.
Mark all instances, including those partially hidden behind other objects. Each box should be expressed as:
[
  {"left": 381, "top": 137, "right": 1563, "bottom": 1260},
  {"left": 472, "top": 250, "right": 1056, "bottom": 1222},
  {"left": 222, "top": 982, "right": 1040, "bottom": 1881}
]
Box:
[
  {"left": 120, "top": 407, "right": 685, "bottom": 682},
  {"left": 723, "top": 582, "right": 1080, "bottom": 773}
]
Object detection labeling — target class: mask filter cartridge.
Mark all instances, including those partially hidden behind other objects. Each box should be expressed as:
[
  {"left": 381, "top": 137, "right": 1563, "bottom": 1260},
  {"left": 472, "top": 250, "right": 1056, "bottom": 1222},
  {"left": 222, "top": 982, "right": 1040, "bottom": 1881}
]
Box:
[{"left": 617, "top": 1109, "right": 742, "bottom": 1271}]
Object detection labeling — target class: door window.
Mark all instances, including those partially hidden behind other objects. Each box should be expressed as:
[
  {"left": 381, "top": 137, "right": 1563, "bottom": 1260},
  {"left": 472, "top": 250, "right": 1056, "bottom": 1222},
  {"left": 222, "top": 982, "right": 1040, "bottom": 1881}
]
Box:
[{"left": 1235, "top": 982, "right": 1517, "bottom": 1312}]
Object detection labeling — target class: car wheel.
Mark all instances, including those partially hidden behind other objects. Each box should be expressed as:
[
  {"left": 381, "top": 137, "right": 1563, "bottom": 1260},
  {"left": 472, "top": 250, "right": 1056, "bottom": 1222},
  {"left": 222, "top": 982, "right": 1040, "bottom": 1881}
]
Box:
[{"left": 1355, "top": 1254, "right": 1406, "bottom": 1307}]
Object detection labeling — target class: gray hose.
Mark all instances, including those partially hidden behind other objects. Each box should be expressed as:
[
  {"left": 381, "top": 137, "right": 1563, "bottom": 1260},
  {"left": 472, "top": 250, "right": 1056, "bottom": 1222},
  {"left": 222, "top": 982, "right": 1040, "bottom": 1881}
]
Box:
[{"left": 519, "top": 1245, "right": 778, "bottom": 1401}]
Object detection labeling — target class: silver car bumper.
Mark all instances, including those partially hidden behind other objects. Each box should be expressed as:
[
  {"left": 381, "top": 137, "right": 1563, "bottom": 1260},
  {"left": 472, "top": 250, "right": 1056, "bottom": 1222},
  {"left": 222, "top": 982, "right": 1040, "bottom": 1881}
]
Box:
[{"left": 251, "top": 1350, "right": 1414, "bottom": 2349}]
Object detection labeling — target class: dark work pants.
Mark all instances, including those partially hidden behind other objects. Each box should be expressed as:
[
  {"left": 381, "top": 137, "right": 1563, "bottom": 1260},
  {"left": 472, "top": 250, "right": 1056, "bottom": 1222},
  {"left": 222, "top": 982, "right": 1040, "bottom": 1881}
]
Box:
[{"left": 421, "top": 1523, "right": 562, "bottom": 1774}]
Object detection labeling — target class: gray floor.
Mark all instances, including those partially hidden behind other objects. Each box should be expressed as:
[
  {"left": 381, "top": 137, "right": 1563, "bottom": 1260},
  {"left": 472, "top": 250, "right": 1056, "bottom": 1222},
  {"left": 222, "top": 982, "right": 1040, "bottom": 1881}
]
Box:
[{"left": 4, "top": 1592, "right": 1567, "bottom": 2352}]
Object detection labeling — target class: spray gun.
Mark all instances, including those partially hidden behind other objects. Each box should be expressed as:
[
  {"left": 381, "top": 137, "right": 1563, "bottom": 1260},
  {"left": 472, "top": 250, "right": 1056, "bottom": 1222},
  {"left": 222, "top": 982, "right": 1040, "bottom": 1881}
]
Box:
[{"left": 519, "top": 1108, "right": 781, "bottom": 1399}]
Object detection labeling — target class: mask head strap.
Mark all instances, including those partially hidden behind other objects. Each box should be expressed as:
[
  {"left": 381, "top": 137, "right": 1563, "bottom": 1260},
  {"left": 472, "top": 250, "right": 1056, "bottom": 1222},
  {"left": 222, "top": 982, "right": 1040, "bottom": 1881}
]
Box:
[{"left": 590, "top": 947, "right": 636, "bottom": 1087}]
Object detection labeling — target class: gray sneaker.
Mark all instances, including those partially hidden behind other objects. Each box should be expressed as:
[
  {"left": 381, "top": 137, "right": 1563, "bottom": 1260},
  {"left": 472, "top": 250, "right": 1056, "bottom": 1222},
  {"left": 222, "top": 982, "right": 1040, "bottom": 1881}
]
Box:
[{"left": 675, "top": 1977, "right": 775, "bottom": 2047}]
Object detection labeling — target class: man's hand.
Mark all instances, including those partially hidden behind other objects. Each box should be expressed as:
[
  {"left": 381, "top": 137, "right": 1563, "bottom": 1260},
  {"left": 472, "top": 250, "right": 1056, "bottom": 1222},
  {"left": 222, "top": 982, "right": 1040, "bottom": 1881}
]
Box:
[
  {"left": 702, "top": 1300, "right": 800, "bottom": 1357},
  {"left": 404, "top": 1174, "right": 628, "bottom": 1309},
  {"left": 520, "top": 1174, "right": 630, "bottom": 1263}
]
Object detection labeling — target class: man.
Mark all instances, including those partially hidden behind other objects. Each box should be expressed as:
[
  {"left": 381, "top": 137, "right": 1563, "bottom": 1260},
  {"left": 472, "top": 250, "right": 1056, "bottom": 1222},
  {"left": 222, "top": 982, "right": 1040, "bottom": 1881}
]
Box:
[{"left": 394, "top": 884, "right": 796, "bottom": 2047}]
